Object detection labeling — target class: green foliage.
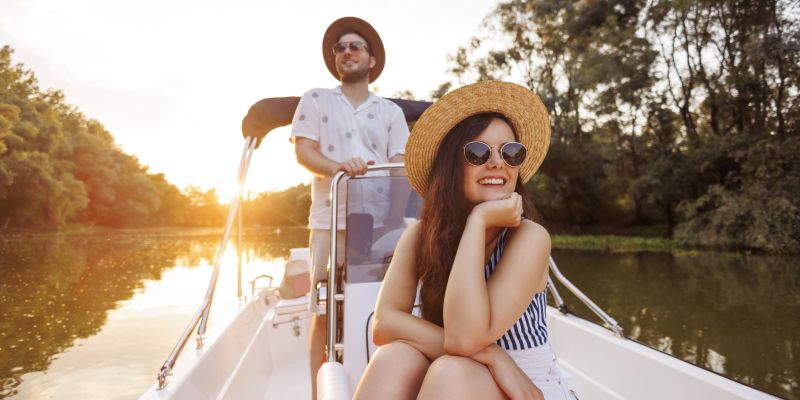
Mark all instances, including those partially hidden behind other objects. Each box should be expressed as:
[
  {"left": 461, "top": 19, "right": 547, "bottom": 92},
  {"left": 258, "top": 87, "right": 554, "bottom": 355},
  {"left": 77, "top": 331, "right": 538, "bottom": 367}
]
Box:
[
  {"left": 675, "top": 136, "right": 800, "bottom": 253},
  {"left": 0, "top": 44, "right": 314, "bottom": 229},
  {"left": 0, "top": 45, "right": 230, "bottom": 228},
  {"left": 245, "top": 183, "right": 311, "bottom": 227},
  {"left": 444, "top": 0, "right": 800, "bottom": 252},
  {"left": 552, "top": 234, "right": 676, "bottom": 252}
]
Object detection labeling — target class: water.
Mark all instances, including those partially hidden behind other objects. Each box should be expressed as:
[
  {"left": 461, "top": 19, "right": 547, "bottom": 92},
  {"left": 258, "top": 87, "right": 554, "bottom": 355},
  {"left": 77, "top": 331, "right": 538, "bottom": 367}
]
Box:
[
  {"left": 0, "top": 229, "right": 797, "bottom": 399},
  {"left": 550, "top": 249, "right": 800, "bottom": 399},
  {"left": 0, "top": 228, "right": 307, "bottom": 399}
]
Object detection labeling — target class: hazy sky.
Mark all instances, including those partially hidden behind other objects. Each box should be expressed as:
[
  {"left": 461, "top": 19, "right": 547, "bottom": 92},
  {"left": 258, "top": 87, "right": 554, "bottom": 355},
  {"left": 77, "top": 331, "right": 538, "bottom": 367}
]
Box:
[{"left": 0, "top": 0, "right": 499, "bottom": 200}]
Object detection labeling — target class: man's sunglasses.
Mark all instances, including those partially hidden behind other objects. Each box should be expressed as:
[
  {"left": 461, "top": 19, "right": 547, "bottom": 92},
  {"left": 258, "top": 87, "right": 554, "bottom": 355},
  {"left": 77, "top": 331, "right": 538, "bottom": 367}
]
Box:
[
  {"left": 332, "top": 41, "right": 369, "bottom": 54},
  {"left": 463, "top": 141, "right": 527, "bottom": 167}
]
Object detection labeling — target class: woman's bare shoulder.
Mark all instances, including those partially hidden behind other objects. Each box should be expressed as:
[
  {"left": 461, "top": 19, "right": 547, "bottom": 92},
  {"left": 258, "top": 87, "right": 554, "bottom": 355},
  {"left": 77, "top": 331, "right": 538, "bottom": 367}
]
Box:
[{"left": 510, "top": 219, "right": 551, "bottom": 252}]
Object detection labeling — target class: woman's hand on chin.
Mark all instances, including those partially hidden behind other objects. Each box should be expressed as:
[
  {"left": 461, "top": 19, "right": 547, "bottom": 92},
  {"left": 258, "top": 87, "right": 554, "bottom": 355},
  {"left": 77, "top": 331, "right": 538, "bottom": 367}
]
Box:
[{"left": 470, "top": 192, "right": 523, "bottom": 229}]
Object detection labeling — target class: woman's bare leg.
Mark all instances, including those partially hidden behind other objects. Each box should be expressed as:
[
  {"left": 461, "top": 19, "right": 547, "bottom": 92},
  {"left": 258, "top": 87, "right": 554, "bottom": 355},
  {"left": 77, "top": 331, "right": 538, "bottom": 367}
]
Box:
[
  {"left": 353, "top": 341, "right": 430, "bottom": 400},
  {"left": 417, "top": 355, "right": 509, "bottom": 400}
]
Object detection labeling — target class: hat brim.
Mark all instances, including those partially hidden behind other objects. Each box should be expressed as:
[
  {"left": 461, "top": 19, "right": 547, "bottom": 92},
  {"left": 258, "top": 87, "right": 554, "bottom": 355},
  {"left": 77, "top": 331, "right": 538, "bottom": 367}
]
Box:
[
  {"left": 405, "top": 81, "right": 551, "bottom": 197},
  {"left": 322, "top": 17, "right": 385, "bottom": 84}
]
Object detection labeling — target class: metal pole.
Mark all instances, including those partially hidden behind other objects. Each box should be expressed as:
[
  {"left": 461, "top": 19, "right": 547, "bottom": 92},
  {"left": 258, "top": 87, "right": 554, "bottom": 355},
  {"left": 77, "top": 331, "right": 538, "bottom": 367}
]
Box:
[
  {"left": 326, "top": 163, "right": 404, "bottom": 363},
  {"left": 547, "top": 275, "right": 566, "bottom": 310},
  {"left": 158, "top": 137, "right": 258, "bottom": 389},
  {"left": 237, "top": 192, "right": 243, "bottom": 301},
  {"left": 327, "top": 170, "right": 345, "bottom": 362},
  {"left": 548, "top": 256, "right": 624, "bottom": 337},
  {"left": 197, "top": 137, "right": 258, "bottom": 342}
]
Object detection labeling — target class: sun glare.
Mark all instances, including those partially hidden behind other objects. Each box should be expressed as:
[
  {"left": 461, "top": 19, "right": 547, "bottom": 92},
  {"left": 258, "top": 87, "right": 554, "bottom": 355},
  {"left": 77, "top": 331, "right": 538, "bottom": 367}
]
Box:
[{"left": 120, "top": 242, "right": 287, "bottom": 311}]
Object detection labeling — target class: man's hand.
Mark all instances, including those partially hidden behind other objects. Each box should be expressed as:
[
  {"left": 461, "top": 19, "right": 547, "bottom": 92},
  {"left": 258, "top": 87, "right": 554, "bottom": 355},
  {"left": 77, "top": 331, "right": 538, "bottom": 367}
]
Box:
[{"left": 336, "top": 157, "right": 375, "bottom": 177}]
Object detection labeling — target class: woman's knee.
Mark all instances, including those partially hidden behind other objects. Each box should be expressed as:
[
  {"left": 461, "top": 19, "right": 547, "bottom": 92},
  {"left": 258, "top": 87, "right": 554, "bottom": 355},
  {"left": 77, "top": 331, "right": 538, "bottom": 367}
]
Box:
[
  {"left": 356, "top": 342, "right": 430, "bottom": 399},
  {"left": 366, "top": 341, "right": 430, "bottom": 379},
  {"left": 425, "top": 355, "right": 474, "bottom": 382},
  {"left": 419, "top": 356, "right": 509, "bottom": 400},
  {"left": 371, "top": 341, "right": 428, "bottom": 366}
]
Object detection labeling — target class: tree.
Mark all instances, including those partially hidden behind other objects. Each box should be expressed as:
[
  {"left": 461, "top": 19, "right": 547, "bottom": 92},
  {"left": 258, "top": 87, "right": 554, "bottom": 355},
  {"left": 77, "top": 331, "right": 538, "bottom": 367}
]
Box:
[{"left": 440, "top": 0, "right": 800, "bottom": 251}]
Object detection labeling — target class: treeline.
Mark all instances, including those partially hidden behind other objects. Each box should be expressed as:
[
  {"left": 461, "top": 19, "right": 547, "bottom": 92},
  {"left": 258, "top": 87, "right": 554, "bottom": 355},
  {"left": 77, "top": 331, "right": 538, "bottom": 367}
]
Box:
[
  {"left": 0, "top": 45, "right": 311, "bottom": 229},
  {"left": 439, "top": 0, "right": 799, "bottom": 252}
]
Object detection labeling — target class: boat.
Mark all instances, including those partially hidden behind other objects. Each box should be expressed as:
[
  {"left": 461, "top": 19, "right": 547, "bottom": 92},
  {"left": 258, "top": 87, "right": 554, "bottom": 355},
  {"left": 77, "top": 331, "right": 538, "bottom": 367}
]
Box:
[{"left": 138, "top": 96, "right": 779, "bottom": 400}]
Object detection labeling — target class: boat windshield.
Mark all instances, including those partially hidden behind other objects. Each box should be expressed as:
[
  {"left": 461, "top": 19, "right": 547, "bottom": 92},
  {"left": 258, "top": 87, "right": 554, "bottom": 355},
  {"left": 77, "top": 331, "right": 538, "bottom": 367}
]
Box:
[{"left": 344, "top": 171, "right": 422, "bottom": 283}]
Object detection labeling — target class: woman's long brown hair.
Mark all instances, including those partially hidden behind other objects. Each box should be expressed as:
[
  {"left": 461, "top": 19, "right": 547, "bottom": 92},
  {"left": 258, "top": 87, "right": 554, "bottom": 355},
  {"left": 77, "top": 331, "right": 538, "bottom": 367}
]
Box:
[{"left": 416, "top": 113, "right": 534, "bottom": 326}]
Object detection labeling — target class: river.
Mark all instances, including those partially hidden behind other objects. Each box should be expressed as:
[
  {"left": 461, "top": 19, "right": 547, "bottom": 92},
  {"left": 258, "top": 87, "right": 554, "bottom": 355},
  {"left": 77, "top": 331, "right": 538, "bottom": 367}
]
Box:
[{"left": 0, "top": 228, "right": 797, "bottom": 399}]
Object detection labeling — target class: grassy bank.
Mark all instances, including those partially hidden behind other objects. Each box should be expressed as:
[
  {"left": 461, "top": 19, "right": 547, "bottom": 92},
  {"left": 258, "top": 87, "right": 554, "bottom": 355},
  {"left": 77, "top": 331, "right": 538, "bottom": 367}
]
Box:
[{"left": 552, "top": 235, "right": 677, "bottom": 252}]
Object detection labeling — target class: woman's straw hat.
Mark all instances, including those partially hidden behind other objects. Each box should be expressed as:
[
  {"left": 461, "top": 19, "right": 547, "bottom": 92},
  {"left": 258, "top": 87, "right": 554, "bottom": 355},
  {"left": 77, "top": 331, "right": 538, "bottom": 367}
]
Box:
[
  {"left": 322, "top": 17, "right": 385, "bottom": 83},
  {"left": 405, "top": 81, "right": 551, "bottom": 197}
]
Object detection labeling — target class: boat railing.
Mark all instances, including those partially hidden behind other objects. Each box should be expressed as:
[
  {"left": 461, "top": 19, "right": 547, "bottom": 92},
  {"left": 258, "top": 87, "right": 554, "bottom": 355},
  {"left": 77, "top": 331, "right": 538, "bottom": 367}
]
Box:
[
  {"left": 548, "top": 256, "right": 624, "bottom": 337},
  {"left": 327, "top": 162, "right": 405, "bottom": 362},
  {"left": 157, "top": 136, "right": 258, "bottom": 390}
]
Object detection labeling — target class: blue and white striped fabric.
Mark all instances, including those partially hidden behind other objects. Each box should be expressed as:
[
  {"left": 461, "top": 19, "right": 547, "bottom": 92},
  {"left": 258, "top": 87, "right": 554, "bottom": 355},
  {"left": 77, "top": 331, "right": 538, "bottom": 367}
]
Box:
[{"left": 484, "top": 228, "right": 549, "bottom": 350}]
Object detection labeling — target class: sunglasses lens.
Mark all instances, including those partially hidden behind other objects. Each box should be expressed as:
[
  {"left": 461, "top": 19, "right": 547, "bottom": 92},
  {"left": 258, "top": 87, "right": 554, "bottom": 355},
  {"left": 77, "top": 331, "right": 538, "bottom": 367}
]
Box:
[
  {"left": 502, "top": 142, "right": 527, "bottom": 167},
  {"left": 464, "top": 142, "right": 491, "bottom": 166},
  {"left": 333, "top": 41, "right": 367, "bottom": 54}
]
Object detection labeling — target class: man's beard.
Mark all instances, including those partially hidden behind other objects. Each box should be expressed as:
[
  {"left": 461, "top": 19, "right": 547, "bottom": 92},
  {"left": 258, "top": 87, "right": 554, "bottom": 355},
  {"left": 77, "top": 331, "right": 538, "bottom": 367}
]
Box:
[{"left": 338, "top": 62, "right": 370, "bottom": 83}]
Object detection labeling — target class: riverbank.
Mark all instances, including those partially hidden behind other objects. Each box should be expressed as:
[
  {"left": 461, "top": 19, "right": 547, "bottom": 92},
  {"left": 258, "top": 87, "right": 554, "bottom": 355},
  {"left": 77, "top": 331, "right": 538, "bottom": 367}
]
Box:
[
  {"left": 2, "top": 226, "right": 788, "bottom": 254},
  {"left": 551, "top": 234, "right": 677, "bottom": 252}
]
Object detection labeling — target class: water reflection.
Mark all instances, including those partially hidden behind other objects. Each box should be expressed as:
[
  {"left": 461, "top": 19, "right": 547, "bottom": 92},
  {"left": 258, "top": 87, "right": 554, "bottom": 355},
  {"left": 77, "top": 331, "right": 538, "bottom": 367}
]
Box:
[
  {"left": 0, "top": 231, "right": 797, "bottom": 399},
  {"left": 551, "top": 249, "right": 800, "bottom": 399},
  {"left": 0, "top": 228, "right": 307, "bottom": 399}
]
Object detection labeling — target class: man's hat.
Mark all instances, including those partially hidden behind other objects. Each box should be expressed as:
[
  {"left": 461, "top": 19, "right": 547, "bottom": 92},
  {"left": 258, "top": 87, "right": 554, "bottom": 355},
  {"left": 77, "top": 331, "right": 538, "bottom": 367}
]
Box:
[
  {"left": 405, "top": 81, "right": 551, "bottom": 197},
  {"left": 322, "top": 17, "right": 385, "bottom": 83}
]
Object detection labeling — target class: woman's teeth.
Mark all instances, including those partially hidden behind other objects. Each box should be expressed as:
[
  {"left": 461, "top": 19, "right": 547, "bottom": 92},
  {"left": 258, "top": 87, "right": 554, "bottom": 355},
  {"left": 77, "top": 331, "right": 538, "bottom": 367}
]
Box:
[{"left": 478, "top": 178, "right": 505, "bottom": 185}]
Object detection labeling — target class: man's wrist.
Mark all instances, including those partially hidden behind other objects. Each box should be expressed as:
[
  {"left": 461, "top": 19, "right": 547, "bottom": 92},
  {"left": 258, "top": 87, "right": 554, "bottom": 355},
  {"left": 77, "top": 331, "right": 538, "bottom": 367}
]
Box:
[{"left": 330, "top": 163, "right": 341, "bottom": 177}]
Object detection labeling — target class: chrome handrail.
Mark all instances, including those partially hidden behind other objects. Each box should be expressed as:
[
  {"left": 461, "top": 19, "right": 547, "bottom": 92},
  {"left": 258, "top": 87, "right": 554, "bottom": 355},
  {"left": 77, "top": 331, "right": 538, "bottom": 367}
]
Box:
[
  {"left": 250, "top": 274, "right": 275, "bottom": 297},
  {"left": 548, "top": 256, "right": 624, "bottom": 337},
  {"left": 157, "top": 137, "right": 258, "bottom": 390},
  {"left": 327, "top": 163, "right": 405, "bottom": 362},
  {"left": 237, "top": 192, "right": 243, "bottom": 301},
  {"left": 197, "top": 137, "right": 257, "bottom": 339},
  {"left": 546, "top": 276, "right": 567, "bottom": 312}
]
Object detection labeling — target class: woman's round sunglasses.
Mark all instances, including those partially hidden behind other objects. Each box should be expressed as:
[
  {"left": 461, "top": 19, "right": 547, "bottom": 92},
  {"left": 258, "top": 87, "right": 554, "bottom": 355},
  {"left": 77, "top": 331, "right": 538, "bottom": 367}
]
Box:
[{"left": 463, "top": 141, "right": 527, "bottom": 167}]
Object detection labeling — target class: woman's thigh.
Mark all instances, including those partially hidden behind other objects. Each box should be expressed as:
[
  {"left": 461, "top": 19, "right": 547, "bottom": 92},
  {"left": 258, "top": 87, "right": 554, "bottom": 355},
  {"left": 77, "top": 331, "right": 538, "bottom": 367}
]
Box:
[
  {"left": 353, "top": 341, "right": 430, "bottom": 400},
  {"left": 417, "top": 355, "right": 508, "bottom": 400}
]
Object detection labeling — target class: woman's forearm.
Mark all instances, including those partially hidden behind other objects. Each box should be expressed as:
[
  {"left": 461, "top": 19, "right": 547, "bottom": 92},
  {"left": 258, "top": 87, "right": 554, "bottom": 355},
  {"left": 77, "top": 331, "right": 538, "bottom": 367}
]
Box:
[
  {"left": 469, "top": 343, "right": 511, "bottom": 368},
  {"left": 442, "top": 214, "right": 494, "bottom": 353},
  {"left": 373, "top": 309, "right": 446, "bottom": 361},
  {"left": 375, "top": 309, "right": 509, "bottom": 367}
]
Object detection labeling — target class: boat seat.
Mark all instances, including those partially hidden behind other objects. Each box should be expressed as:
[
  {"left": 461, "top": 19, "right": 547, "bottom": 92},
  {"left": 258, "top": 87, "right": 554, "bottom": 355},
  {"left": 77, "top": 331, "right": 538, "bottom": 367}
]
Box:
[{"left": 275, "top": 295, "right": 310, "bottom": 315}]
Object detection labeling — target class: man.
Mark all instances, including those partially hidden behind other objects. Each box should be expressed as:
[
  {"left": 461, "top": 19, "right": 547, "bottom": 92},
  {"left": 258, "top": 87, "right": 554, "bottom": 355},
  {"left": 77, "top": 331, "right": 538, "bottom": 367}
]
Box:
[{"left": 290, "top": 16, "right": 410, "bottom": 399}]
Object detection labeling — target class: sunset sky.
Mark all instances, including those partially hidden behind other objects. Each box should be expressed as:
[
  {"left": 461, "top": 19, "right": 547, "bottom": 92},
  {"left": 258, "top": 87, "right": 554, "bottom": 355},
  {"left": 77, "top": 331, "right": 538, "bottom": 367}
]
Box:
[{"left": 0, "top": 0, "right": 499, "bottom": 201}]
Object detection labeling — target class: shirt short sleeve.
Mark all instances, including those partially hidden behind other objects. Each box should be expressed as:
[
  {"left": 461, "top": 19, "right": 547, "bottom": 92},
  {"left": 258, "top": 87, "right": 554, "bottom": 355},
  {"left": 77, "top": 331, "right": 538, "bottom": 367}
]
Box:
[
  {"left": 386, "top": 104, "right": 410, "bottom": 157},
  {"left": 290, "top": 90, "right": 321, "bottom": 142}
]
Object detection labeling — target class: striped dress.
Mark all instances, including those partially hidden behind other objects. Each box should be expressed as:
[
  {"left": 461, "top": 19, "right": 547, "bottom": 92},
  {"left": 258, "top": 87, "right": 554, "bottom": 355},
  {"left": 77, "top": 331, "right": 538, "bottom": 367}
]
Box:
[{"left": 484, "top": 227, "right": 549, "bottom": 350}]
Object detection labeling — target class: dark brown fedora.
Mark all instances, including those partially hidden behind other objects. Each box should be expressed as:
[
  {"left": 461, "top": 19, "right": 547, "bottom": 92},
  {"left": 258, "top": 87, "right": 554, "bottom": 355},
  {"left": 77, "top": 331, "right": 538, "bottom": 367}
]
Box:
[{"left": 322, "top": 17, "right": 385, "bottom": 83}]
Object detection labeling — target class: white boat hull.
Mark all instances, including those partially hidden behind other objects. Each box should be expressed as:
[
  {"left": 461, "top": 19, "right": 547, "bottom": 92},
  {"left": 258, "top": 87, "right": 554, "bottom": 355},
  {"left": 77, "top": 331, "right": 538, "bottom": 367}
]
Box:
[{"left": 140, "top": 282, "right": 777, "bottom": 400}]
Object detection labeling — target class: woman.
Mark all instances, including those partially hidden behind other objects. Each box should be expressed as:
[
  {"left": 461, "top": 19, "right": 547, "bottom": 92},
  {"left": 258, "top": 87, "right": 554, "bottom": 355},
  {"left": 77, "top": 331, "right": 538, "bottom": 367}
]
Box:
[{"left": 353, "top": 81, "right": 571, "bottom": 400}]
